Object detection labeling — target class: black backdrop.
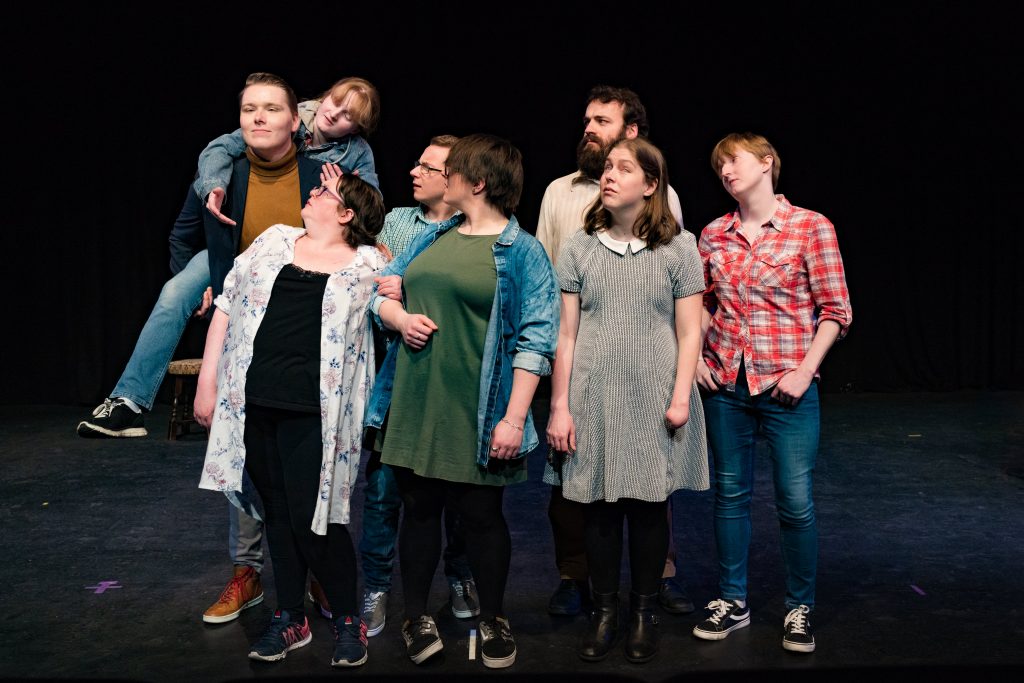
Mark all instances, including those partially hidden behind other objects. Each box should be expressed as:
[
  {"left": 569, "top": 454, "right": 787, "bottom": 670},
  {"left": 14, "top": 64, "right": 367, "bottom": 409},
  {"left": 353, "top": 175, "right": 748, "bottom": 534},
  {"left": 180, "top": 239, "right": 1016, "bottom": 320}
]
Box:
[{"left": 3, "top": 2, "right": 1020, "bottom": 406}]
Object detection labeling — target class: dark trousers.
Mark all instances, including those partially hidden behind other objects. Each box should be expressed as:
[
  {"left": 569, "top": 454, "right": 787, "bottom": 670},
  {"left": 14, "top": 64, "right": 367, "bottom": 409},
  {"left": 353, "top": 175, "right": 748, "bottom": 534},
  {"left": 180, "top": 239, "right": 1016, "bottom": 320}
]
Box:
[
  {"left": 550, "top": 486, "right": 680, "bottom": 580},
  {"left": 392, "top": 465, "right": 510, "bottom": 621},
  {"left": 244, "top": 404, "right": 357, "bottom": 618},
  {"left": 359, "top": 448, "right": 473, "bottom": 592},
  {"left": 583, "top": 498, "right": 669, "bottom": 595}
]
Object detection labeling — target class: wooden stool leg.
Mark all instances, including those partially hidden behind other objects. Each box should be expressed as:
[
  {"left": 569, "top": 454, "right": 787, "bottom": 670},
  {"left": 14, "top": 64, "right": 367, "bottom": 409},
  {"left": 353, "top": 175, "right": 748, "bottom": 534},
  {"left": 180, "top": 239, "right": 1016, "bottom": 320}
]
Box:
[{"left": 169, "top": 375, "right": 184, "bottom": 441}]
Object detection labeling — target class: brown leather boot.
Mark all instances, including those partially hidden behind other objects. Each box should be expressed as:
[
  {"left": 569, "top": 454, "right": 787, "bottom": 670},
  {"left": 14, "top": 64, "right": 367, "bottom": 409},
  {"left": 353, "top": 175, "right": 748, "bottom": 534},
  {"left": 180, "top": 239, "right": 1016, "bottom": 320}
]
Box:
[{"left": 202, "top": 565, "right": 264, "bottom": 623}]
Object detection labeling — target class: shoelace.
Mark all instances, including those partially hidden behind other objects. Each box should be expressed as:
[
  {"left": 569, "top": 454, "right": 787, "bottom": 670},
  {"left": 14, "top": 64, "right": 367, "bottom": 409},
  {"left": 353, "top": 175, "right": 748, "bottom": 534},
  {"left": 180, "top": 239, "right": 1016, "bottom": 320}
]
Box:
[
  {"left": 217, "top": 574, "right": 247, "bottom": 604},
  {"left": 451, "top": 582, "right": 465, "bottom": 598},
  {"left": 93, "top": 399, "right": 115, "bottom": 418},
  {"left": 479, "top": 618, "right": 511, "bottom": 641},
  {"left": 704, "top": 599, "right": 735, "bottom": 625},
  {"left": 280, "top": 622, "right": 306, "bottom": 646},
  {"left": 257, "top": 616, "right": 303, "bottom": 647},
  {"left": 363, "top": 591, "right": 385, "bottom": 613},
  {"left": 333, "top": 618, "right": 367, "bottom": 643},
  {"left": 785, "top": 606, "right": 810, "bottom": 634},
  {"left": 409, "top": 617, "right": 436, "bottom": 637}
]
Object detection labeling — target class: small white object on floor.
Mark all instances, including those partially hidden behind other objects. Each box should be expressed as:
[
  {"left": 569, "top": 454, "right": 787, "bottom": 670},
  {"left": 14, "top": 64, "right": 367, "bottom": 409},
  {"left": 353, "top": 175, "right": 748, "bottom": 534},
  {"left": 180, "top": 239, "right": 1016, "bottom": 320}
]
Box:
[{"left": 469, "top": 628, "right": 477, "bottom": 660}]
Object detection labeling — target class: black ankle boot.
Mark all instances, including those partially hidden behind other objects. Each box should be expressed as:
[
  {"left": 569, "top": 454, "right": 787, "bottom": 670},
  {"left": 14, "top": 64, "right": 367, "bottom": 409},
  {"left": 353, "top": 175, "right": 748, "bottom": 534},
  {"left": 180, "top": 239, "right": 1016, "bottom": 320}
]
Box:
[
  {"left": 624, "top": 592, "right": 659, "bottom": 663},
  {"left": 578, "top": 591, "right": 619, "bottom": 662}
]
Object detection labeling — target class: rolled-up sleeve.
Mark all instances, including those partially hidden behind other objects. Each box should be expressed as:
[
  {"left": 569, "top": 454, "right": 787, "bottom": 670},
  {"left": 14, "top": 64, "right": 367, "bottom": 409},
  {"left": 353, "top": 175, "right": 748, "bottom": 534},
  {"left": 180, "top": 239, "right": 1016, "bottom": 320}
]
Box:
[
  {"left": 806, "top": 216, "right": 852, "bottom": 339},
  {"left": 512, "top": 240, "right": 560, "bottom": 376}
]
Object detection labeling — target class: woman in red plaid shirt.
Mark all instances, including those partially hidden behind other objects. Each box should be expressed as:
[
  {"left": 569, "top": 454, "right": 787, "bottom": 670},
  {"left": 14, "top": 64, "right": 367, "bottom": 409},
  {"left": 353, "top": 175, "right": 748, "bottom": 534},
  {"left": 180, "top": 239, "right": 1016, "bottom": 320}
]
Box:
[{"left": 691, "top": 132, "right": 851, "bottom": 654}]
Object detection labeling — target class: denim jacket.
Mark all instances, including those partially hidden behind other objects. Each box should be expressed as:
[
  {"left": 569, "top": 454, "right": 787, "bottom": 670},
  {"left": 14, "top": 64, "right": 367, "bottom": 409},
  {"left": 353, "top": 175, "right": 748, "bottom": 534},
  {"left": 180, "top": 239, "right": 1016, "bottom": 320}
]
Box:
[
  {"left": 192, "top": 100, "right": 379, "bottom": 199},
  {"left": 364, "top": 214, "right": 559, "bottom": 466}
]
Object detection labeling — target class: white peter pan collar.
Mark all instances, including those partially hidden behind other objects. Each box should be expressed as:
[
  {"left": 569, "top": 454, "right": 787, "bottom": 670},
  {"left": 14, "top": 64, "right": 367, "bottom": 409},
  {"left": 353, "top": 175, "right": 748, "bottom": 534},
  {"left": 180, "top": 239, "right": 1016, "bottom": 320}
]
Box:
[{"left": 597, "top": 229, "right": 648, "bottom": 255}]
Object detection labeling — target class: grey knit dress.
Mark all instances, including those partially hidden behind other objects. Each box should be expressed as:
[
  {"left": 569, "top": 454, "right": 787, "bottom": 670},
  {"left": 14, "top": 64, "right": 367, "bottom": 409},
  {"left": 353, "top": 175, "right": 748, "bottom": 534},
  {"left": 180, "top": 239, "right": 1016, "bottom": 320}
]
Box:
[{"left": 546, "top": 229, "right": 710, "bottom": 503}]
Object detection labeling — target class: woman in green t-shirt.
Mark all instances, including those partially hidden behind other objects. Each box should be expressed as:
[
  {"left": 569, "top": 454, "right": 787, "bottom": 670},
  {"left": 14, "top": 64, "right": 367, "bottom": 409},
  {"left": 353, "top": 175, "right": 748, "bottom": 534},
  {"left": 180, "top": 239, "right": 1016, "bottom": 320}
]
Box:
[{"left": 370, "top": 134, "right": 559, "bottom": 670}]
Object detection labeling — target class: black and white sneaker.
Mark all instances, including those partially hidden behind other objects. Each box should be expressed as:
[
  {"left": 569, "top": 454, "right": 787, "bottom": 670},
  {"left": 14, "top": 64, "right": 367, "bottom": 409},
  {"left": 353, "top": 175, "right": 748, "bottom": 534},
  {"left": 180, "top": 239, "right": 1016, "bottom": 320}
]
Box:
[
  {"left": 479, "top": 616, "right": 516, "bottom": 669},
  {"left": 692, "top": 599, "right": 750, "bottom": 640},
  {"left": 401, "top": 615, "right": 443, "bottom": 664},
  {"left": 782, "top": 605, "right": 815, "bottom": 653},
  {"left": 77, "top": 398, "right": 147, "bottom": 438}
]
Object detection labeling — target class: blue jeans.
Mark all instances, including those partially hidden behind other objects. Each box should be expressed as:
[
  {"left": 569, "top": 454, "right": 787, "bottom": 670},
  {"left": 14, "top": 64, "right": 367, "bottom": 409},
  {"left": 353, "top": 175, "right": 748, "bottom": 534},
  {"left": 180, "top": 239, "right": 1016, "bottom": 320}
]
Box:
[
  {"left": 359, "top": 451, "right": 402, "bottom": 591},
  {"left": 703, "top": 367, "right": 820, "bottom": 610},
  {"left": 358, "top": 449, "right": 471, "bottom": 591},
  {"left": 111, "top": 250, "right": 210, "bottom": 409}
]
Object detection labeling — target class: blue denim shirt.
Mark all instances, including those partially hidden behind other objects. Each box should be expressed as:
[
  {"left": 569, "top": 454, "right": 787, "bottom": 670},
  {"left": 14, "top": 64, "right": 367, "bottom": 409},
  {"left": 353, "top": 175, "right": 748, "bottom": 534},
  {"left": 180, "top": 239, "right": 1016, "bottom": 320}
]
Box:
[
  {"left": 192, "top": 124, "right": 378, "bottom": 199},
  {"left": 364, "top": 214, "right": 559, "bottom": 466}
]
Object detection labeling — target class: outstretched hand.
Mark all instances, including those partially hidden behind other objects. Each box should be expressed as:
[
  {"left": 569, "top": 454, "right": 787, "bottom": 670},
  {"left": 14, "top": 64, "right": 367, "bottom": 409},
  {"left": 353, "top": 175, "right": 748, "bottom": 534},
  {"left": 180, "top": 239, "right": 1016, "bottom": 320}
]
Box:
[{"left": 205, "top": 188, "right": 236, "bottom": 226}]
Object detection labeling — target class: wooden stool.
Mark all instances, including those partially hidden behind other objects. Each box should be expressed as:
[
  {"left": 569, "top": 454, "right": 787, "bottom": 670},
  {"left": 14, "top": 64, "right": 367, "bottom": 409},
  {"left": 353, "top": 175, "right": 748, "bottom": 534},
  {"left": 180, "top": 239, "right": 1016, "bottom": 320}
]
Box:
[{"left": 167, "top": 358, "right": 204, "bottom": 440}]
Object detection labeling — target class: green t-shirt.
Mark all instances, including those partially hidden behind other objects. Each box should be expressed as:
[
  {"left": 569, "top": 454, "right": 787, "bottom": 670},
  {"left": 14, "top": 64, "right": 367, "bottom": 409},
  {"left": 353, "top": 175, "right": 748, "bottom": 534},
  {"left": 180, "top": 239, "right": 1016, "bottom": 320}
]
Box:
[{"left": 381, "top": 229, "right": 527, "bottom": 486}]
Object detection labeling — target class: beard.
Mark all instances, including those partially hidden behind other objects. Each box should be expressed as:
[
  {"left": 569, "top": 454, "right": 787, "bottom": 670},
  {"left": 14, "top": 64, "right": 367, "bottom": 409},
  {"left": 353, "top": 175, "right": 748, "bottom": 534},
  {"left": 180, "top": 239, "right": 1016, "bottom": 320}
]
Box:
[{"left": 576, "top": 130, "right": 626, "bottom": 180}]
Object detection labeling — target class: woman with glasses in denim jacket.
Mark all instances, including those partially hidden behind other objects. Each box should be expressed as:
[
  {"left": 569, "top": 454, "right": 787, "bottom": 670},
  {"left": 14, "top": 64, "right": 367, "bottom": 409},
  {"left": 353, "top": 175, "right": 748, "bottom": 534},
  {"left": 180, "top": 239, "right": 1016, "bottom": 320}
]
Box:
[
  {"left": 195, "top": 174, "right": 388, "bottom": 669},
  {"left": 364, "top": 134, "right": 559, "bottom": 670}
]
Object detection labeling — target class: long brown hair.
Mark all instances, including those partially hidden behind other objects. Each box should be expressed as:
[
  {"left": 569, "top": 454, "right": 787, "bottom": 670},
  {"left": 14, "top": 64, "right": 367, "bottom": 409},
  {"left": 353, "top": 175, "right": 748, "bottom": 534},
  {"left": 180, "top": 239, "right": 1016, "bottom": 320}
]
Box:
[{"left": 582, "top": 137, "right": 679, "bottom": 249}]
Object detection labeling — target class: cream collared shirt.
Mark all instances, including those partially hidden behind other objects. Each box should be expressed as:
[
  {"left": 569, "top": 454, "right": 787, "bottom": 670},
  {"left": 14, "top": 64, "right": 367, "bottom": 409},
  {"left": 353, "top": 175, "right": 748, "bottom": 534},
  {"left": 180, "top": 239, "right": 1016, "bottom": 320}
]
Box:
[{"left": 596, "top": 229, "right": 648, "bottom": 255}]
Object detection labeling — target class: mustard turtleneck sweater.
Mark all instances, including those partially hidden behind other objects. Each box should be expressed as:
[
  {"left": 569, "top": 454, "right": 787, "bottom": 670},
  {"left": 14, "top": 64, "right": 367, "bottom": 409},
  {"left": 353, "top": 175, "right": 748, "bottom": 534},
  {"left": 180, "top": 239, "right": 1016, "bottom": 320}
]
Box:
[{"left": 241, "top": 145, "right": 303, "bottom": 252}]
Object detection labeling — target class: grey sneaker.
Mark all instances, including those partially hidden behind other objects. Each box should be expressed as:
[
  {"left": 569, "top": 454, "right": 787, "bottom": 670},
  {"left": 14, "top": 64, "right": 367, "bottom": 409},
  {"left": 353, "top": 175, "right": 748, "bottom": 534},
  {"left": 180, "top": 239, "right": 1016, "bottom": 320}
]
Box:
[
  {"left": 449, "top": 577, "right": 481, "bottom": 619},
  {"left": 361, "top": 589, "right": 388, "bottom": 637}
]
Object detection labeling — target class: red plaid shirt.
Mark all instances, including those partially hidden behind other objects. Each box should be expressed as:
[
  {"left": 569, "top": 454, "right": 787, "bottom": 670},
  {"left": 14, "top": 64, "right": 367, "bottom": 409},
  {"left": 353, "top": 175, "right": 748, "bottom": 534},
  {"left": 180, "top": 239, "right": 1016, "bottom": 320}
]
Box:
[{"left": 699, "top": 195, "right": 852, "bottom": 396}]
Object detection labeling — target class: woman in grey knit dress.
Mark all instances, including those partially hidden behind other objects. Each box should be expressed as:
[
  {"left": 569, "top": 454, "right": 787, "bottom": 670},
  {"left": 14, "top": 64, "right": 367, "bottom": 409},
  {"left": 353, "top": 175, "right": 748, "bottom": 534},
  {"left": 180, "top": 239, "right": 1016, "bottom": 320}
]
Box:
[{"left": 546, "top": 137, "right": 709, "bottom": 664}]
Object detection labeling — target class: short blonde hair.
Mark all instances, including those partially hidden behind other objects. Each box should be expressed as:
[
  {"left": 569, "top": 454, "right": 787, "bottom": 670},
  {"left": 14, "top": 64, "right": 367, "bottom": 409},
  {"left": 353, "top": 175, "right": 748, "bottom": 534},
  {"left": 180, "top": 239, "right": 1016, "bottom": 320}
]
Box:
[{"left": 710, "top": 132, "right": 781, "bottom": 190}]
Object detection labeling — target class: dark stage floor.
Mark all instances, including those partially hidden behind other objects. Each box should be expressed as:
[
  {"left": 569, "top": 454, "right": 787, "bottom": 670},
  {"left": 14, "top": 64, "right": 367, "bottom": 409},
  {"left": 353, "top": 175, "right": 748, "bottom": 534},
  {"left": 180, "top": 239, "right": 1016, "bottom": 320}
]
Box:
[{"left": 1, "top": 391, "right": 1022, "bottom": 682}]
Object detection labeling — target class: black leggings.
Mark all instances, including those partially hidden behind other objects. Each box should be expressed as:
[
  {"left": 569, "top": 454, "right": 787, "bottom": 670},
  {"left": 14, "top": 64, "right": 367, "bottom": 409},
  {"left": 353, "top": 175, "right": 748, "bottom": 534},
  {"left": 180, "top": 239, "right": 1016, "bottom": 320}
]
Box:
[
  {"left": 583, "top": 498, "right": 669, "bottom": 596},
  {"left": 391, "top": 466, "right": 510, "bottom": 621},
  {"left": 244, "top": 404, "right": 358, "bottom": 618}
]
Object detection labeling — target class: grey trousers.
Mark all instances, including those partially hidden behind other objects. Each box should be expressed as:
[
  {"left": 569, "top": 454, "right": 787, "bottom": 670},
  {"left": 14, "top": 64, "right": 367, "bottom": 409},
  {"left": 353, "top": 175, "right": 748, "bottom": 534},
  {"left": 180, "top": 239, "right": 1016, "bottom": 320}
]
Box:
[{"left": 228, "top": 501, "right": 264, "bottom": 570}]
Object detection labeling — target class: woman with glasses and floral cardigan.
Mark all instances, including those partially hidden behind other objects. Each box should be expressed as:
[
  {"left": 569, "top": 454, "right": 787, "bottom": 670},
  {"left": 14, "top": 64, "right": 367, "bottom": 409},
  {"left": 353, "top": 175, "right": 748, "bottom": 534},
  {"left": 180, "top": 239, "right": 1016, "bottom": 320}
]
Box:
[{"left": 196, "top": 174, "right": 388, "bottom": 669}]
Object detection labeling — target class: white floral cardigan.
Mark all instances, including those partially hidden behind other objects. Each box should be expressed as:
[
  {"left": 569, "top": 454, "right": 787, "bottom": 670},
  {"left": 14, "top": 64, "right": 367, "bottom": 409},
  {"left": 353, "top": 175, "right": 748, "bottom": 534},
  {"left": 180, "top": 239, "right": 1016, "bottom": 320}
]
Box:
[{"left": 198, "top": 225, "right": 386, "bottom": 533}]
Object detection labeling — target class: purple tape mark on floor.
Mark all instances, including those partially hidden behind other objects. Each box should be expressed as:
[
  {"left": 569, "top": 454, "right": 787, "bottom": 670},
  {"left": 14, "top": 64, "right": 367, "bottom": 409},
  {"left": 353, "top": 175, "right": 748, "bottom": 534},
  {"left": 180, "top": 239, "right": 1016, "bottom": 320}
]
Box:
[
  {"left": 910, "top": 584, "right": 926, "bottom": 596},
  {"left": 85, "top": 580, "right": 122, "bottom": 594}
]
